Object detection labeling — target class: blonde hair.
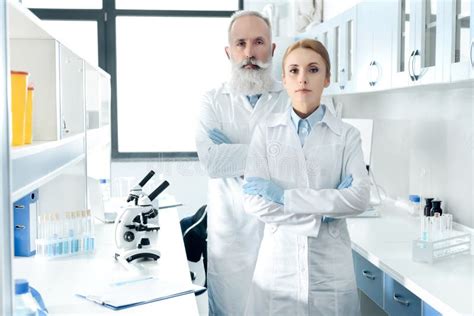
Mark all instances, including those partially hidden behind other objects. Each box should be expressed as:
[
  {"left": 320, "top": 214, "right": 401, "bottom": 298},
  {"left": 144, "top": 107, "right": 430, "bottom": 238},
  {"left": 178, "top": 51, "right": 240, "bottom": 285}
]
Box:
[{"left": 282, "top": 39, "right": 331, "bottom": 79}]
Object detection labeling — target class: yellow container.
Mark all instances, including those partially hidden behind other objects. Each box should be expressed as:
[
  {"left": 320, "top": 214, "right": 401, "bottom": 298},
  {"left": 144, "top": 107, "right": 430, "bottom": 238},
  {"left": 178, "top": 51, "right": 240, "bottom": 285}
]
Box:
[
  {"left": 24, "top": 86, "right": 34, "bottom": 144},
  {"left": 10, "top": 71, "right": 29, "bottom": 146}
]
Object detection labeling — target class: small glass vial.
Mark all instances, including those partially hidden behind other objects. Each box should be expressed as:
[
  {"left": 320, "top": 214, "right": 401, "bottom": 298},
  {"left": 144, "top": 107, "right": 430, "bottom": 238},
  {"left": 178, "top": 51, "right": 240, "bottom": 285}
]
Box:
[{"left": 409, "top": 195, "right": 421, "bottom": 217}]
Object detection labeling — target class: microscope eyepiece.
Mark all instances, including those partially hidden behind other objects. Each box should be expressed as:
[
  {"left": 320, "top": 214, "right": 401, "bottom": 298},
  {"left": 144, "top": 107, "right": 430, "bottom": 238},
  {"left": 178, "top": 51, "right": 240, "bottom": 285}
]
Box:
[
  {"left": 138, "top": 170, "right": 155, "bottom": 187},
  {"left": 148, "top": 181, "right": 170, "bottom": 201}
]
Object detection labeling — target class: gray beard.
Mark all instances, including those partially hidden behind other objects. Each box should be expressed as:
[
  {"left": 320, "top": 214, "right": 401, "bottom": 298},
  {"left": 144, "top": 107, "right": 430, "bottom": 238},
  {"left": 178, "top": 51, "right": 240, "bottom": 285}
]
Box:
[{"left": 228, "top": 60, "right": 273, "bottom": 95}]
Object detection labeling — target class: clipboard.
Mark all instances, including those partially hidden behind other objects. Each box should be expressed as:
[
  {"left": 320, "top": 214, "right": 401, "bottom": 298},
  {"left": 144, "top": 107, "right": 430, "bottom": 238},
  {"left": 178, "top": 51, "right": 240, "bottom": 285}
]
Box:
[{"left": 76, "top": 277, "right": 195, "bottom": 310}]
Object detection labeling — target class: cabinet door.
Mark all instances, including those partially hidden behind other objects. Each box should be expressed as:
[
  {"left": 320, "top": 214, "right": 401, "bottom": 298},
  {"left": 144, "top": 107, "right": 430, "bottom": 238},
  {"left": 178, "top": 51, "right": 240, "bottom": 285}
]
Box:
[
  {"left": 325, "top": 21, "right": 339, "bottom": 95},
  {"left": 340, "top": 9, "right": 356, "bottom": 93},
  {"left": 371, "top": 1, "right": 396, "bottom": 90},
  {"left": 392, "top": 0, "right": 416, "bottom": 87},
  {"left": 354, "top": 2, "right": 374, "bottom": 92},
  {"left": 326, "top": 9, "right": 356, "bottom": 95},
  {"left": 356, "top": 1, "right": 395, "bottom": 92},
  {"left": 422, "top": 301, "right": 442, "bottom": 316},
  {"left": 59, "top": 44, "right": 85, "bottom": 138},
  {"left": 411, "top": 0, "right": 444, "bottom": 84},
  {"left": 352, "top": 251, "right": 384, "bottom": 309},
  {"left": 446, "top": 0, "right": 473, "bottom": 81}
]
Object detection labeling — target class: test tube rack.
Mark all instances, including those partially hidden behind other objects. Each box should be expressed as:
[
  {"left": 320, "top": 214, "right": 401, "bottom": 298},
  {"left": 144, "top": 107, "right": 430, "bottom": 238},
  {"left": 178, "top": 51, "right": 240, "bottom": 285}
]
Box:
[
  {"left": 35, "top": 210, "right": 94, "bottom": 259},
  {"left": 412, "top": 230, "right": 471, "bottom": 264}
]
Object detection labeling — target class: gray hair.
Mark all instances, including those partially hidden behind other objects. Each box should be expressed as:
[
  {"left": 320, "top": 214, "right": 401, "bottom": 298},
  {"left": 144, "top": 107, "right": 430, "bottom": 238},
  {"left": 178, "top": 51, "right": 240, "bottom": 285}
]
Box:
[{"left": 228, "top": 10, "right": 272, "bottom": 43}]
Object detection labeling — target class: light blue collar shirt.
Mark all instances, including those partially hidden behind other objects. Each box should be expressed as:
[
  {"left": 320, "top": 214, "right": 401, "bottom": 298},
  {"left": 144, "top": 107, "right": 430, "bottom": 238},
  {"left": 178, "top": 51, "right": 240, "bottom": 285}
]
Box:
[
  {"left": 246, "top": 94, "right": 262, "bottom": 108},
  {"left": 290, "top": 104, "right": 332, "bottom": 223},
  {"left": 290, "top": 104, "right": 326, "bottom": 146}
]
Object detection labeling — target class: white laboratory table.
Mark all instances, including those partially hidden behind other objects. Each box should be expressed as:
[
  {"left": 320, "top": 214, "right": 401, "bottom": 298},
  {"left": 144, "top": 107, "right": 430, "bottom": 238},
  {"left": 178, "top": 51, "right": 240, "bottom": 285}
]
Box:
[
  {"left": 347, "top": 200, "right": 473, "bottom": 316},
  {"left": 13, "top": 206, "right": 199, "bottom": 315}
]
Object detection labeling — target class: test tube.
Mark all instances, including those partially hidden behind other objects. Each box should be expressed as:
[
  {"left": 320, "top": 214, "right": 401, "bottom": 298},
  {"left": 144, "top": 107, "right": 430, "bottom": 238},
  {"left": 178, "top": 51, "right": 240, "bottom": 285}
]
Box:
[{"left": 446, "top": 214, "right": 453, "bottom": 231}]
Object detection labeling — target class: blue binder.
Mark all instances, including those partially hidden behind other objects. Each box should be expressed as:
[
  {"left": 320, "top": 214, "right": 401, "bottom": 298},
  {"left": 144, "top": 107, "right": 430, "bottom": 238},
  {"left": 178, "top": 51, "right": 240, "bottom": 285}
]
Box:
[{"left": 14, "top": 190, "right": 39, "bottom": 257}]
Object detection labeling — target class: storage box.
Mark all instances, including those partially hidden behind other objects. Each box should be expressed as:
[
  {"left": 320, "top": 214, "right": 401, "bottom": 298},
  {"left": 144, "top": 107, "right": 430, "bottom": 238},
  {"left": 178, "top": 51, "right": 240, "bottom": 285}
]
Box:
[
  {"left": 10, "top": 71, "right": 29, "bottom": 146},
  {"left": 14, "top": 190, "right": 39, "bottom": 257}
]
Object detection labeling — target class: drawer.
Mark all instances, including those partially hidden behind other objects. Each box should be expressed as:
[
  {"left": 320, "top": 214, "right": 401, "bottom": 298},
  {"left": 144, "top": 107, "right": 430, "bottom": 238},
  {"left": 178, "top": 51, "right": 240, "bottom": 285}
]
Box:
[
  {"left": 384, "top": 274, "right": 421, "bottom": 316},
  {"left": 423, "top": 302, "right": 442, "bottom": 316},
  {"left": 352, "top": 251, "right": 384, "bottom": 308}
]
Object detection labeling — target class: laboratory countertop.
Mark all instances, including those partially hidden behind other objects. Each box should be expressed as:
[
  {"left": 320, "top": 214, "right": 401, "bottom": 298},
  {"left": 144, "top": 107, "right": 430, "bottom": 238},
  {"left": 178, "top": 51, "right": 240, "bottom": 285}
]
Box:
[
  {"left": 13, "top": 206, "right": 199, "bottom": 315},
  {"left": 347, "top": 200, "right": 473, "bottom": 316}
]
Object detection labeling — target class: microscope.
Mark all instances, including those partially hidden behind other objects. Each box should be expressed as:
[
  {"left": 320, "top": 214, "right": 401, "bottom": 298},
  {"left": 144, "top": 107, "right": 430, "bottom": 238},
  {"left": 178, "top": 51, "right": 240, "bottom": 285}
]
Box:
[
  {"left": 114, "top": 171, "right": 170, "bottom": 263},
  {"left": 126, "top": 170, "right": 155, "bottom": 205}
]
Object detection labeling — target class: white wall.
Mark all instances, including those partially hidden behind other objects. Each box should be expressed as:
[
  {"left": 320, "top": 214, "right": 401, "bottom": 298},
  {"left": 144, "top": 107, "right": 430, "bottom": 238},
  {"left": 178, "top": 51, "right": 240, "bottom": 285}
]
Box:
[
  {"left": 111, "top": 161, "right": 208, "bottom": 219},
  {"left": 244, "top": 0, "right": 296, "bottom": 37},
  {"left": 336, "top": 84, "right": 473, "bottom": 228},
  {"left": 322, "top": 0, "right": 362, "bottom": 21}
]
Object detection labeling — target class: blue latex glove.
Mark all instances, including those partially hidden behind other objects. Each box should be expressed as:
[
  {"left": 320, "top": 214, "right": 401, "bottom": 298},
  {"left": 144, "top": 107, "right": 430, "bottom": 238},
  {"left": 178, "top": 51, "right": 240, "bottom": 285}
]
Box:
[
  {"left": 30, "top": 286, "right": 48, "bottom": 315},
  {"left": 208, "top": 128, "right": 232, "bottom": 145},
  {"left": 243, "top": 177, "right": 284, "bottom": 205},
  {"left": 323, "top": 175, "right": 353, "bottom": 223},
  {"left": 337, "top": 174, "right": 353, "bottom": 190}
]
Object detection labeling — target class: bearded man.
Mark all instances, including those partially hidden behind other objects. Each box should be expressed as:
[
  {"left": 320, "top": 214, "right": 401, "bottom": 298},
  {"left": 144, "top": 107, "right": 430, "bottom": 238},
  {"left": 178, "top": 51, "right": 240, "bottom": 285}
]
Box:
[{"left": 195, "top": 10, "right": 289, "bottom": 316}]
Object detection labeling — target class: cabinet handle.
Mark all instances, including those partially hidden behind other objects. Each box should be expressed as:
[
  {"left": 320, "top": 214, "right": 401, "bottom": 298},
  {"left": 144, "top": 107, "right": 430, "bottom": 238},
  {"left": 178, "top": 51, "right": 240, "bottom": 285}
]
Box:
[
  {"left": 339, "top": 68, "right": 346, "bottom": 90},
  {"left": 393, "top": 294, "right": 410, "bottom": 306},
  {"left": 362, "top": 270, "right": 375, "bottom": 280},
  {"left": 368, "top": 60, "right": 380, "bottom": 87},
  {"left": 408, "top": 50, "right": 416, "bottom": 81},
  {"left": 412, "top": 49, "right": 421, "bottom": 81},
  {"left": 62, "top": 119, "right": 70, "bottom": 134},
  {"left": 470, "top": 40, "right": 474, "bottom": 68}
]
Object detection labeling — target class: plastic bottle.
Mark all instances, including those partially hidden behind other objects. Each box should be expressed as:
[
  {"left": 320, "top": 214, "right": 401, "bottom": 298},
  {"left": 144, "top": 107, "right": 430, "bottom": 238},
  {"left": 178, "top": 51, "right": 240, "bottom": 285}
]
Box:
[
  {"left": 99, "top": 179, "right": 110, "bottom": 201},
  {"left": 14, "top": 279, "right": 39, "bottom": 316},
  {"left": 408, "top": 195, "right": 421, "bottom": 216}
]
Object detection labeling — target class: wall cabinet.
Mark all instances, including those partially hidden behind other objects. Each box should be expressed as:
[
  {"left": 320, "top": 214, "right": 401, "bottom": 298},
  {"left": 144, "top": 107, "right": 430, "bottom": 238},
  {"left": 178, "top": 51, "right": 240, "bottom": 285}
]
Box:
[
  {"left": 306, "top": 7, "right": 356, "bottom": 95},
  {"left": 302, "top": 0, "right": 473, "bottom": 96},
  {"left": 392, "top": 0, "right": 445, "bottom": 87},
  {"left": 444, "top": 0, "right": 474, "bottom": 81},
  {"left": 9, "top": 40, "right": 86, "bottom": 140}
]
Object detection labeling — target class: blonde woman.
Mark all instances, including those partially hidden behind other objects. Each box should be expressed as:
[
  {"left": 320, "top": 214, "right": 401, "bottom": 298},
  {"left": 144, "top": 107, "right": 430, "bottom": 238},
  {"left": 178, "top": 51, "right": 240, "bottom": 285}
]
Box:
[{"left": 243, "top": 39, "right": 370, "bottom": 315}]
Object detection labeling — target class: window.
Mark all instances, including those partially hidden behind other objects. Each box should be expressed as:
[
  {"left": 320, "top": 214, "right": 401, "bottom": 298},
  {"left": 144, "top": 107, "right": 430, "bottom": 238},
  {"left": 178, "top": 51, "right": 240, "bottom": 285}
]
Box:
[
  {"left": 23, "top": 0, "right": 102, "bottom": 9},
  {"left": 116, "top": 16, "right": 229, "bottom": 153},
  {"left": 115, "top": 0, "right": 238, "bottom": 11},
  {"left": 30, "top": 0, "right": 241, "bottom": 158}
]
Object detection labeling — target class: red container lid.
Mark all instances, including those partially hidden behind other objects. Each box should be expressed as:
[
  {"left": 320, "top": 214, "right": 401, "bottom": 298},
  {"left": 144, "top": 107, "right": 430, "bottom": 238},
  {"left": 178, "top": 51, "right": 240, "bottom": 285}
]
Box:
[{"left": 10, "top": 70, "right": 29, "bottom": 75}]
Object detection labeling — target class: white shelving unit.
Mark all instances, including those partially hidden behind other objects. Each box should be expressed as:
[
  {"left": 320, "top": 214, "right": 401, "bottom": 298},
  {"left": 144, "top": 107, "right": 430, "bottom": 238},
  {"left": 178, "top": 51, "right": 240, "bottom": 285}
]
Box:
[
  {"left": 2, "top": 2, "right": 111, "bottom": 314},
  {"left": 0, "top": 2, "right": 14, "bottom": 314}
]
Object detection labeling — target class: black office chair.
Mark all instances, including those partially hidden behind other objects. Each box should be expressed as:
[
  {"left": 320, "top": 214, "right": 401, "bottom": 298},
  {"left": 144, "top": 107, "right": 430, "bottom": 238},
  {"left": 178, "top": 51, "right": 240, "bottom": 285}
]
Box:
[{"left": 180, "top": 205, "right": 207, "bottom": 296}]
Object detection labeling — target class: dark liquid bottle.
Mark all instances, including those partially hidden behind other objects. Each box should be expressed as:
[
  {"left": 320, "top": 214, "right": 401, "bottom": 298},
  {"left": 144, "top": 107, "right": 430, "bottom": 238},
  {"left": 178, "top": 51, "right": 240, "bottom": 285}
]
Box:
[
  {"left": 424, "top": 198, "right": 434, "bottom": 216},
  {"left": 431, "top": 200, "right": 443, "bottom": 216}
]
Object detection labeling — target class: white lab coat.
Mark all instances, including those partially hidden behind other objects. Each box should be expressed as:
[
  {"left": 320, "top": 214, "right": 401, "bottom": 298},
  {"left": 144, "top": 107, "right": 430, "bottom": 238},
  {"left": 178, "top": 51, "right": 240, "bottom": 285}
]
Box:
[
  {"left": 195, "top": 80, "right": 289, "bottom": 316},
  {"left": 243, "top": 106, "right": 370, "bottom": 316}
]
